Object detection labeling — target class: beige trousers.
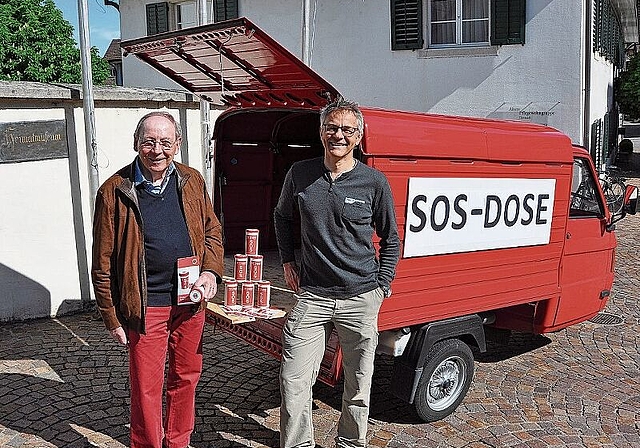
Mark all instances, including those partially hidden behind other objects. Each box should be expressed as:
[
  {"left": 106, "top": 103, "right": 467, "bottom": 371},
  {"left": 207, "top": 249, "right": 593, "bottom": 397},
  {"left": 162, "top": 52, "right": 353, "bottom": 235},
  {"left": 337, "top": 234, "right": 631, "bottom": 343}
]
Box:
[{"left": 279, "top": 287, "right": 384, "bottom": 448}]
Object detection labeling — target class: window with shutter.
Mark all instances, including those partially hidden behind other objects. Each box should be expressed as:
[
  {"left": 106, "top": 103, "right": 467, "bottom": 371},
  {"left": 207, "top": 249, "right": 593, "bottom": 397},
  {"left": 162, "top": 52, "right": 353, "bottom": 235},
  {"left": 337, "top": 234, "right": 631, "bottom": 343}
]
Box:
[
  {"left": 429, "top": 0, "right": 489, "bottom": 47},
  {"left": 176, "top": 1, "right": 197, "bottom": 30},
  {"left": 490, "top": 0, "right": 525, "bottom": 46},
  {"left": 146, "top": 2, "right": 169, "bottom": 36},
  {"left": 214, "top": 0, "right": 239, "bottom": 22},
  {"left": 391, "top": 0, "right": 424, "bottom": 50}
]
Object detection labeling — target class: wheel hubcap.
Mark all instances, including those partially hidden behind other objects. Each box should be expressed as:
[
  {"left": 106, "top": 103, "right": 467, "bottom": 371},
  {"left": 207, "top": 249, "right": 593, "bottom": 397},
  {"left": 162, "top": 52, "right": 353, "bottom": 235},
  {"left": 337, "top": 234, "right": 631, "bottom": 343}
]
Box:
[{"left": 427, "top": 356, "right": 466, "bottom": 411}]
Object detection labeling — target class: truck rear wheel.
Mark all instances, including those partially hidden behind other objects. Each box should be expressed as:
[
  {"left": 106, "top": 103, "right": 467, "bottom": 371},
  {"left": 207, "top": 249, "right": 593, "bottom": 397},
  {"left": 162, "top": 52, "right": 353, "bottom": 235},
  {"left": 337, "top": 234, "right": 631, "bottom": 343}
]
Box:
[{"left": 413, "top": 338, "right": 474, "bottom": 422}]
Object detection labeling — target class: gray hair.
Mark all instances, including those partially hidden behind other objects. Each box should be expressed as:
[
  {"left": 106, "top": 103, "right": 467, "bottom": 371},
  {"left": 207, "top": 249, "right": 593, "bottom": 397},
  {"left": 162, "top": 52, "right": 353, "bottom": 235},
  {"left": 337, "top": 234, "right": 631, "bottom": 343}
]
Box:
[
  {"left": 319, "top": 96, "right": 364, "bottom": 133},
  {"left": 133, "top": 111, "right": 182, "bottom": 149}
]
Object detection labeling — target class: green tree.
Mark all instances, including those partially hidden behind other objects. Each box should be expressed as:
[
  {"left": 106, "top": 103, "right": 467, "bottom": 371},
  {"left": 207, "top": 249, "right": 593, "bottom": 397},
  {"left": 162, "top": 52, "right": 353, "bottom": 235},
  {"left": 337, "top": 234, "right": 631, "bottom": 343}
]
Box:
[
  {"left": 615, "top": 52, "right": 640, "bottom": 121},
  {"left": 0, "top": 0, "right": 111, "bottom": 84}
]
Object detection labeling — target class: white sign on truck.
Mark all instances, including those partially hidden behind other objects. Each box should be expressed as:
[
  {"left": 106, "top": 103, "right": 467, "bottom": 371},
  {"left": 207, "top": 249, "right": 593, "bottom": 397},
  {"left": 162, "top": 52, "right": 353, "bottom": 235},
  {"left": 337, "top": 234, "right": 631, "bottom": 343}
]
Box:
[{"left": 404, "top": 178, "right": 556, "bottom": 257}]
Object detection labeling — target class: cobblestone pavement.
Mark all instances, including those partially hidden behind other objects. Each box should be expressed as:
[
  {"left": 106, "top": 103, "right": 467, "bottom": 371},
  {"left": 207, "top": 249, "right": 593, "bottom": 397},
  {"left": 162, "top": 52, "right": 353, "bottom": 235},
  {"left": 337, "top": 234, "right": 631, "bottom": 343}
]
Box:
[{"left": 1, "top": 179, "right": 639, "bottom": 448}]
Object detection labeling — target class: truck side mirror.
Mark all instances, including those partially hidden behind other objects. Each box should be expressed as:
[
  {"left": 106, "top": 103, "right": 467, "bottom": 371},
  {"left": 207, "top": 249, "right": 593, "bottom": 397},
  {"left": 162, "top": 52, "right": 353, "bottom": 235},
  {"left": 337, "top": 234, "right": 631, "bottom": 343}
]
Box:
[
  {"left": 607, "top": 184, "right": 637, "bottom": 230},
  {"left": 623, "top": 185, "right": 638, "bottom": 215}
]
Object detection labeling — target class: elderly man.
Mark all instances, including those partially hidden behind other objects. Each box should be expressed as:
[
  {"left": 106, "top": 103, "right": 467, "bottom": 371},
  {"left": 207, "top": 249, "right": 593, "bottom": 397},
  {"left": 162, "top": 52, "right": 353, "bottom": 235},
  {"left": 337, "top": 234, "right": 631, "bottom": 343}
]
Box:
[
  {"left": 92, "top": 111, "right": 223, "bottom": 448},
  {"left": 274, "top": 97, "right": 400, "bottom": 448}
]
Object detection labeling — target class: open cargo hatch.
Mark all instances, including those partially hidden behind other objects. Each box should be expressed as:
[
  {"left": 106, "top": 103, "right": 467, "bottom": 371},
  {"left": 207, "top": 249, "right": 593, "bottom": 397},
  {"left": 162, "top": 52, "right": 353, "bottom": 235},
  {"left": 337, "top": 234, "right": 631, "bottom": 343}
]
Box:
[{"left": 120, "top": 17, "right": 339, "bottom": 109}]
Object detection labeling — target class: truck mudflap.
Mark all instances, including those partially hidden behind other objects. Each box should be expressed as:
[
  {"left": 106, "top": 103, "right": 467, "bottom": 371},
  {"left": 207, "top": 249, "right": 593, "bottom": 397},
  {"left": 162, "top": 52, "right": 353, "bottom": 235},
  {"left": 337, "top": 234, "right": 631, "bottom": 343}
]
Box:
[
  {"left": 205, "top": 310, "right": 344, "bottom": 387},
  {"left": 391, "top": 314, "right": 486, "bottom": 409}
]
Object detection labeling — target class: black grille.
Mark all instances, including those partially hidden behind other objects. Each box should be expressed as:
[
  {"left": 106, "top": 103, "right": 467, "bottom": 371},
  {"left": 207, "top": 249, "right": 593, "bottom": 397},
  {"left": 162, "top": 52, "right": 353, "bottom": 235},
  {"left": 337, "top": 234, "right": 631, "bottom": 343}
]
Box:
[{"left": 588, "top": 313, "right": 624, "bottom": 325}]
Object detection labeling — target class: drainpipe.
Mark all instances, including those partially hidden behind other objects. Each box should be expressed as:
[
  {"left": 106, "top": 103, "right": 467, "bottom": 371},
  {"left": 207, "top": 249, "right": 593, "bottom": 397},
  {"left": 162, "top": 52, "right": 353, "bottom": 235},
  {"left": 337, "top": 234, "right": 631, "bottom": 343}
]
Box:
[
  {"left": 582, "top": 0, "right": 592, "bottom": 154},
  {"left": 197, "top": 0, "right": 213, "bottom": 195}
]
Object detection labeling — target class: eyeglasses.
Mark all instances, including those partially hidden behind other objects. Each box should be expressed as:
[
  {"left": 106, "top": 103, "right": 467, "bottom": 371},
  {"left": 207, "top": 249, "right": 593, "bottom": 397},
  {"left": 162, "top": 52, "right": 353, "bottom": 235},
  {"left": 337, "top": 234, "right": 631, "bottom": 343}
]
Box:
[
  {"left": 323, "top": 124, "right": 359, "bottom": 137},
  {"left": 139, "top": 139, "right": 176, "bottom": 150}
]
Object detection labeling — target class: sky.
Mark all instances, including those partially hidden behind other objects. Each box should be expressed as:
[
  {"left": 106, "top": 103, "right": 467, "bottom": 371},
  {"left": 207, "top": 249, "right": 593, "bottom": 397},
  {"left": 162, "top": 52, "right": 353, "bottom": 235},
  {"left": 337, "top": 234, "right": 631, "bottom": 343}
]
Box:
[{"left": 53, "top": 0, "right": 121, "bottom": 56}]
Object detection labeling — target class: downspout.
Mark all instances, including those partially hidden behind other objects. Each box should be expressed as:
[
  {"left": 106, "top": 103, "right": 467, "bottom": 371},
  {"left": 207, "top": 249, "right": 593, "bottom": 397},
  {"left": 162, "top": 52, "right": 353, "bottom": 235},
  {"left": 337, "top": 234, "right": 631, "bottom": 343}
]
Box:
[
  {"left": 583, "top": 0, "right": 592, "bottom": 153},
  {"left": 197, "top": 0, "right": 213, "bottom": 195}
]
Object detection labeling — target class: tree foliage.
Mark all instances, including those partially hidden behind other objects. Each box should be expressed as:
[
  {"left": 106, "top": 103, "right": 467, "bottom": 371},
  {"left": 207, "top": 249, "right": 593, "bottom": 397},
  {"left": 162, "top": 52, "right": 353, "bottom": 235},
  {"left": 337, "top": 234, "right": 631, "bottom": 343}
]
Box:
[
  {"left": 615, "top": 52, "right": 640, "bottom": 120},
  {"left": 0, "top": 0, "right": 111, "bottom": 84}
]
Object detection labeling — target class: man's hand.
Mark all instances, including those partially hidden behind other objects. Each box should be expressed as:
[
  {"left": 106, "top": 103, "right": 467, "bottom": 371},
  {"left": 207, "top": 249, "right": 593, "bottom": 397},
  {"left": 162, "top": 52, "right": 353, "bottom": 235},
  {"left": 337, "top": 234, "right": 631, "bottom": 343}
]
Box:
[
  {"left": 109, "top": 326, "right": 128, "bottom": 346},
  {"left": 193, "top": 271, "right": 218, "bottom": 300},
  {"left": 283, "top": 262, "right": 300, "bottom": 292}
]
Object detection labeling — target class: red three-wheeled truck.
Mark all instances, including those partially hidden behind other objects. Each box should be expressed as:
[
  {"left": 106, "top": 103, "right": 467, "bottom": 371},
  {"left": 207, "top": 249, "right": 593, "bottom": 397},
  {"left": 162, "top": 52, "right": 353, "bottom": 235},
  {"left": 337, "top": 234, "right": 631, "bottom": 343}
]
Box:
[{"left": 121, "top": 18, "right": 638, "bottom": 422}]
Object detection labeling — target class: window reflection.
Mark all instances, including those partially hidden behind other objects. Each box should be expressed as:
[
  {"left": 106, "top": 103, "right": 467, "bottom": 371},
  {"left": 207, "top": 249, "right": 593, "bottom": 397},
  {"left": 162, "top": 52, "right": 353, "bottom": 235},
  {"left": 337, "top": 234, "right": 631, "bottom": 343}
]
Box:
[{"left": 570, "top": 158, "right": 603, "bottom": 217}]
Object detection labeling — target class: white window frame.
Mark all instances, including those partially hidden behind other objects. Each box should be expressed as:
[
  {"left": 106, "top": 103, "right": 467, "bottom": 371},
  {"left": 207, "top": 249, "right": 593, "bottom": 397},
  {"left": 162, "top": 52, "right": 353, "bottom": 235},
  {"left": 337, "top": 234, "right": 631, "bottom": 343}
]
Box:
[
  {"left": 172, "top": 0, "right": 214, "bottom": 30},
  {"left": 428, "top": 0, "right": 490, "bottom": 48}
]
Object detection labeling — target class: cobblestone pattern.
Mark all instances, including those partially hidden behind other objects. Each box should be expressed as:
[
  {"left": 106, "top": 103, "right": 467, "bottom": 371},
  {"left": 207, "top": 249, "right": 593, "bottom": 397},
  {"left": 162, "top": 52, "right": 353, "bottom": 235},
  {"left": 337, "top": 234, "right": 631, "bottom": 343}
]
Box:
[{"left": 1, "top": 179, "right": 639, "bottom": 448}]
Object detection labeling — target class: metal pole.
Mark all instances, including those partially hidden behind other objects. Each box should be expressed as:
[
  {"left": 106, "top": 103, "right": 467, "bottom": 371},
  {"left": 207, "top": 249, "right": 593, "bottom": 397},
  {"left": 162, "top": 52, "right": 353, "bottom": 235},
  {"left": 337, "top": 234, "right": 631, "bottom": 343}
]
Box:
[
  {"left": 197, "top": 0, "right": 213, "bottom": 195},
  {"left": 302, "top": 0, "right": 311, "bottom": 64},
  {"left": 77, "top": 0, "right": 99, "bottom": 214}
]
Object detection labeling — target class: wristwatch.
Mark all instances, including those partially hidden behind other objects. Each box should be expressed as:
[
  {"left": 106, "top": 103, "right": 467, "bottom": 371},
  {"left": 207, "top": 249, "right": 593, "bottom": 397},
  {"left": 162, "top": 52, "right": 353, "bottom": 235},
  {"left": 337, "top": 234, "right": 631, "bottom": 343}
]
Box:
[{"left": 381, "top": 285, "right": 392, "bottom": 298}]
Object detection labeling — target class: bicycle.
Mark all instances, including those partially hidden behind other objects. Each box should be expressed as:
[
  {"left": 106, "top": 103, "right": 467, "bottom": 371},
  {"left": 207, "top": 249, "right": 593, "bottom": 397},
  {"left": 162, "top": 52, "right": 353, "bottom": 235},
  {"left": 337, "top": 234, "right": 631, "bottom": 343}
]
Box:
[{"left": 599, "top": 165, "right": 626, "bottom": 214}]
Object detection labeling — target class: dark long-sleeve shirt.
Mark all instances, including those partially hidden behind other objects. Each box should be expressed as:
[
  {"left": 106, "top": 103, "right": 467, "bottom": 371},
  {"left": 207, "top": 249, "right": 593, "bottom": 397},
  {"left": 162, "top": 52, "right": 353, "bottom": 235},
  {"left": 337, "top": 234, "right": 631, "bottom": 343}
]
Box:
[{"left": 274, "top": 157, "right": 400, "bottom": 299}]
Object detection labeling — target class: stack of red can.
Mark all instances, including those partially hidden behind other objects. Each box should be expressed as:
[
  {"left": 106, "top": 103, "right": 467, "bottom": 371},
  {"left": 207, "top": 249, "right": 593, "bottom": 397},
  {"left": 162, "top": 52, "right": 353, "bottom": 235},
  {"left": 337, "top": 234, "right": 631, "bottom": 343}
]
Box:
[{"left": 224, "top": 229, "right": 271, "bottom": 309}]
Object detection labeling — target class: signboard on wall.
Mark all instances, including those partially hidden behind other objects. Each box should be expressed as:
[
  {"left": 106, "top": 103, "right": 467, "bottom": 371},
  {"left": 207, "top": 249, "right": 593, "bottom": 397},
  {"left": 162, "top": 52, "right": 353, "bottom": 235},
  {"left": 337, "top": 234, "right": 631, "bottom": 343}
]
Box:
[
  {"left": 0, "top": 120, "right": 68, "bottom": 163},
  {"left": 488, "top": 102, "right": 560, "bottom": 126}
]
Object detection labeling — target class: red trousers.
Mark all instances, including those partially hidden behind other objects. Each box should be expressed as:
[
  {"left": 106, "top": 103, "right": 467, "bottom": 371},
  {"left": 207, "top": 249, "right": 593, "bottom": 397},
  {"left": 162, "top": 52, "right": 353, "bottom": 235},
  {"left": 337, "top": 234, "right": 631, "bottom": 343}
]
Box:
[{"left": 127, "top": 306, "right": 205, "bottom": 448}]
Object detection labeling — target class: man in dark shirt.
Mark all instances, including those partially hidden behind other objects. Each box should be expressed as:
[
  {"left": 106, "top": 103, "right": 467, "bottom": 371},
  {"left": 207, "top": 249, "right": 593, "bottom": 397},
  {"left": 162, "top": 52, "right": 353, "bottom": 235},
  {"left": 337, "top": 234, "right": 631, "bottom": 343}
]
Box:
[{"left": 274, "top": 97, "right": 400, "bottom": 448}]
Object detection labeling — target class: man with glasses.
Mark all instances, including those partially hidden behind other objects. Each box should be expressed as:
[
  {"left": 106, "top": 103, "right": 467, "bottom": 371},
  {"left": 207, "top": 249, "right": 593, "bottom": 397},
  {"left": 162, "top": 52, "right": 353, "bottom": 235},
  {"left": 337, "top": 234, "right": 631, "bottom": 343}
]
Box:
[
  {"left": 274, "top": 97, "right": 400, "bottom": 447},
  {"left": 92, "top": 111, "right": 223, "bottom": 448}
]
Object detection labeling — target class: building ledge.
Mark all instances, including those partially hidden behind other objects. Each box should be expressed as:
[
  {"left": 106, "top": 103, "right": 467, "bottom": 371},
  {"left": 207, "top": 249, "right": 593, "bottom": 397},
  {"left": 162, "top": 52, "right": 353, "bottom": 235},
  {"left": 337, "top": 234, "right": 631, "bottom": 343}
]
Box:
[
  {"left": 0, "top": 81, "right": 198, "bottom": 104},
  {"left": 417, "top": 46, "right": 499, "bottom": 59}
]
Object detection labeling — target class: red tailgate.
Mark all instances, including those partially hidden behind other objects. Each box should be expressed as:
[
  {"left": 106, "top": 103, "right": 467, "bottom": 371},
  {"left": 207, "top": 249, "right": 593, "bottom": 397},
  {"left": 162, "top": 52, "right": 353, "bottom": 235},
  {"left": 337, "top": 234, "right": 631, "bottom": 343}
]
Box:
[{"left": 121, "top": 18, "right": 338, "bottom": 109}]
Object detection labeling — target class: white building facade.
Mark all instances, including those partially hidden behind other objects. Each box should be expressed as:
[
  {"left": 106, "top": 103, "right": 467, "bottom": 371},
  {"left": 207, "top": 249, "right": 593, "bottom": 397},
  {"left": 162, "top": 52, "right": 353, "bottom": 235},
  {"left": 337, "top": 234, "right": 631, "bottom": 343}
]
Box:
[{"left": 118, "top": 0, "right": 639, "bottom": 168}]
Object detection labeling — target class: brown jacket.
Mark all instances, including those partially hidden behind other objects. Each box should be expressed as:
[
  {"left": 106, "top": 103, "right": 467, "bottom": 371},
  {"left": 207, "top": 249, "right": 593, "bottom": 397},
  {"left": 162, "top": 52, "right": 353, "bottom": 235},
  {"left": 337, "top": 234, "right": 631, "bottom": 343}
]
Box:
[{"left": 91, "top": 160, "right": 224, "bottom": 334}]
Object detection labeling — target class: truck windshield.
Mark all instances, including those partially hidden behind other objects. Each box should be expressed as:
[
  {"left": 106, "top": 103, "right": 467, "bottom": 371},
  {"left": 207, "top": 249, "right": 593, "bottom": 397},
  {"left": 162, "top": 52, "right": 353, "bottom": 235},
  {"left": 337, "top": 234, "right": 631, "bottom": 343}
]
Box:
[{"left": 570, "top": 158, "right": 604, "bottom": 217}]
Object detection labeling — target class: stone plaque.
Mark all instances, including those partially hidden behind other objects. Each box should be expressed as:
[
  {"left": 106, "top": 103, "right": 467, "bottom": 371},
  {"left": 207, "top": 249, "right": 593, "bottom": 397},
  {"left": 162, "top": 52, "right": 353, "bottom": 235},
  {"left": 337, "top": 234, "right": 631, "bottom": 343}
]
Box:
[{"left": 0, "top": 120, "right": 68, "bottom": 163}]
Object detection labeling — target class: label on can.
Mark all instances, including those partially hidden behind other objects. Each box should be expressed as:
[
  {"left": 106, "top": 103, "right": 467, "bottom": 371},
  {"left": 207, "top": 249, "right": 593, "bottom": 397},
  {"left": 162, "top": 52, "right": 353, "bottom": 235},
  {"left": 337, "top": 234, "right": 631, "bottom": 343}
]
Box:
[
  {"left": 234, "top": 254, "right": 248, "bottom": 281},
  {"left": 257, "top": 281, "right": 271, "bottom": 308},
  {"left": 249, "top": 255, "right": 263, "bottom": 281},
  {"left": 245, "top": 229, "right": 259, "bottom": 256},
  {"left": 241, "top": 282, "right": 255, "bottom": 307},
  {"left": 224, "top": 280, "right": 238, "bottom": 308}
]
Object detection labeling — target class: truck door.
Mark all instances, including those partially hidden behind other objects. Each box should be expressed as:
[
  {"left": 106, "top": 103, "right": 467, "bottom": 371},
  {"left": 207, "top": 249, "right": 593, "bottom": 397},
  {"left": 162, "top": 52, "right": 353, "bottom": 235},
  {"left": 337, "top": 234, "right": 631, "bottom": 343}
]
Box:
[{"left": 556, "top": 155, "right": 615, "bottom": 325}]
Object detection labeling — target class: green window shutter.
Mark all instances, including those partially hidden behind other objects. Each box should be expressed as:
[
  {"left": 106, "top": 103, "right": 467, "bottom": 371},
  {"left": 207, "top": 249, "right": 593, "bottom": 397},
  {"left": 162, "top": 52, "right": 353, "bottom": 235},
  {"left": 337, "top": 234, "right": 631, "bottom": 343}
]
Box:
[
  {"left": 593, "top": 0, "right": 602, "bottom": 53},
  {"left": 603, "top": 112, "right": 610, "bottom": 159},
  {"left": 146, "top": 2, "right": 169, "bottom": 35},
  {"left": 491, "top": 0, "right": 526, "bottom": 45},
  {"left": 214, "top": 0, "right": 239, "bottom": 22},
  {"left": 590, "top": 119, "right": 602, "bottom": 167},
  {"left": 391, "top": 0, "right": 423, "bottom": 50}
]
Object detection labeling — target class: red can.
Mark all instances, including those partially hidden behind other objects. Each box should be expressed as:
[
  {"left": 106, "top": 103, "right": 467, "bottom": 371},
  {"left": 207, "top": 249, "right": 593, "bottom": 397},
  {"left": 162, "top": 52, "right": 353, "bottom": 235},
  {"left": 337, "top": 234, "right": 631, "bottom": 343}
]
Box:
[
  {"left": 245, "top": 229, "right": 259, "bottom": 256},
  {"left": 224, "top": 280, "right": 238, "bottom": 308},
  {"left": 179, "top": 270, "right": 190, "bottom": 289},
  {"left": 241, "top": 282, "right": 255, "bottom": 307},
  {"left": 257, "top": 281, "right": 271, "bottom": 308},
  {"left": 189, "top": 285, "right": 205, "bottom": 303},
  {"left": 234, "top": 254, "right": 248, "bottom": 281},
  {"left": 249, "top": 255, "right": 263, "bottom": 281}
]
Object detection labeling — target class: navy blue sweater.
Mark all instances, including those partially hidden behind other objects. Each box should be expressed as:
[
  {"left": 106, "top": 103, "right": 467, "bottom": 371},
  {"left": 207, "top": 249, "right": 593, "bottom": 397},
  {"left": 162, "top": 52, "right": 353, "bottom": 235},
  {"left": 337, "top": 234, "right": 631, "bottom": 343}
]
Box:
[{"left": 137, "top": 174, "right": 193, "bottom": 306}]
